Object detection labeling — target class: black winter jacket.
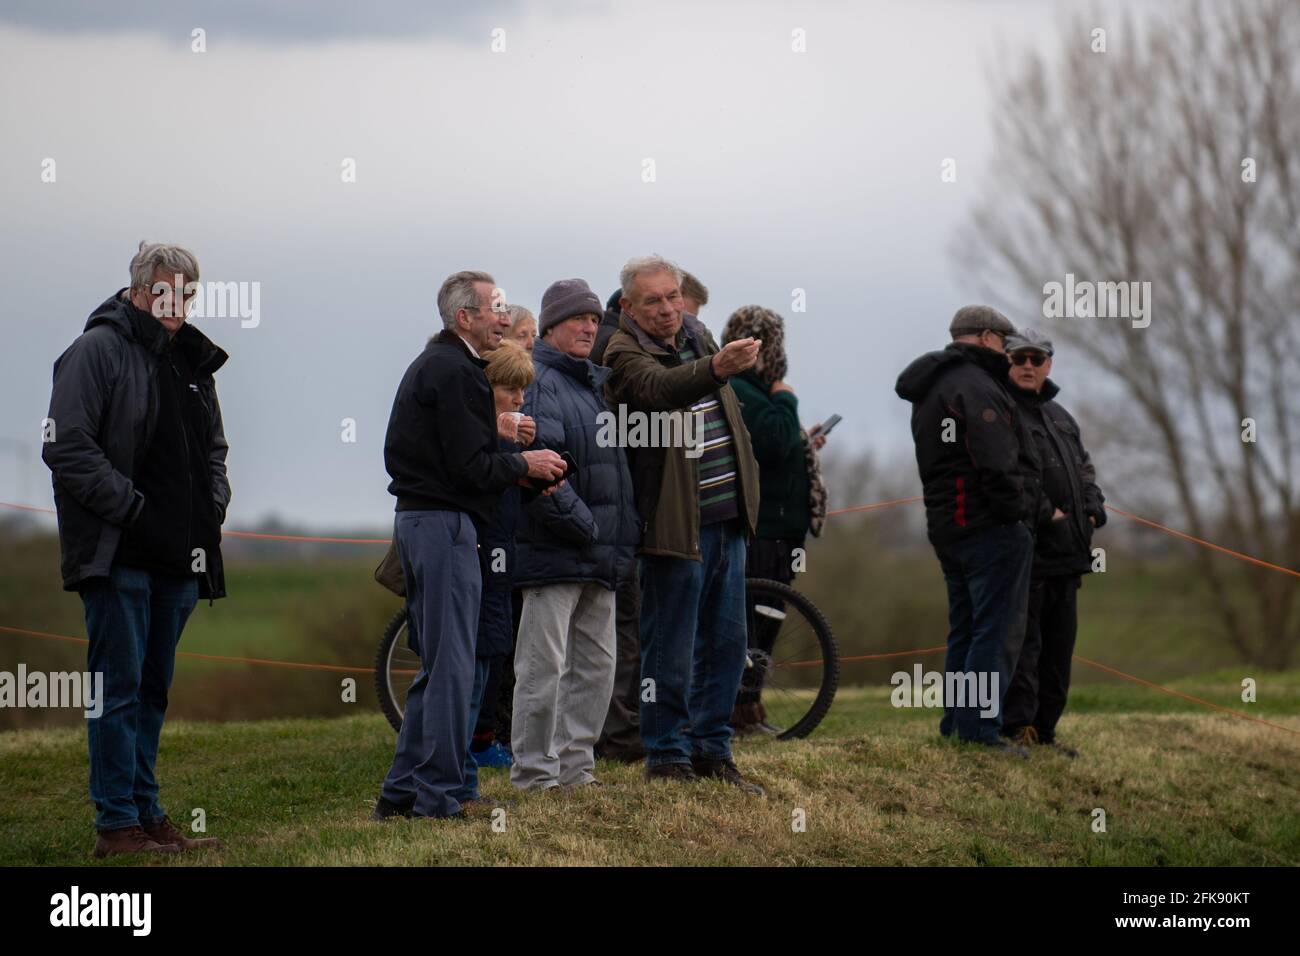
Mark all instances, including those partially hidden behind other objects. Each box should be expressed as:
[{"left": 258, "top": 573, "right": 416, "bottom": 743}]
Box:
[
  {"left": 42, "top": 291, "right": 230, "bottom": 598},
  {"left": 514, "top": 338, "right": 639, "bottom": 590},
  {"left": 385, "top": 330, "right": 529, "bottom": 526},
  {"left": 1011, "top": 380, "right": 1106, "bottom": 577},
  {"left": 895, "top": 343, "right": 1039, "bottom": 546}
]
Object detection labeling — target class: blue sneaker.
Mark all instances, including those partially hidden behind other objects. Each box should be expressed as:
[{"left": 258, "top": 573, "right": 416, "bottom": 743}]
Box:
[{"left": 472, "top": 741, "right": 513, "bottom": 769}]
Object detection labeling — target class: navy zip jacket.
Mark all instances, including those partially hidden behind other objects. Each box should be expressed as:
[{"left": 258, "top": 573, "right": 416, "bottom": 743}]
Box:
[{"left": 514, "top": 338, "right": 639, "bottom": 590}]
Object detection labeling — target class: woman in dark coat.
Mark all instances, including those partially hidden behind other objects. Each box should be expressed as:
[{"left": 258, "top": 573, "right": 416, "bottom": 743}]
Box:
[{"left": 721, "top": 306, "right": 828, "bottom": 734}]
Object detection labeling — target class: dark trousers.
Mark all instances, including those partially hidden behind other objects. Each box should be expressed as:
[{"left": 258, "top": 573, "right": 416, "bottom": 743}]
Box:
[
  {"left": 80, "top": 565, "right": 197, "bottom": 831},
  {"left": 736, "top": 536, "right": 802, "bottom": 707},
  {"left": 932, "top": 522, "right": 1034, "bottom": 744},
  {"left": 639, "top": 521, "right": 748, "bottom": 766},
  {"left": 1002, "top": 575, "right": 1080, "bottom": 742},
  {"left": 596, "top": 569, "right": 642, "bottom": 758},
  {"left": 380, "top": 510, "right": 481, "bottom": 818}
]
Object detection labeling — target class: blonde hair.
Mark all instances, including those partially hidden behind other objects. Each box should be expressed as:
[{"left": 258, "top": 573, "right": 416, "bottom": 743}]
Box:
[{"left": 485, "top": 340, "right": 535, "bottom": 390}]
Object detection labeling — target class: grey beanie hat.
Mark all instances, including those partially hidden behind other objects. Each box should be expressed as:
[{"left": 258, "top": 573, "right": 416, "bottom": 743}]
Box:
[
  {"left": 539, "top": 278, "right": 603, "bottom": 336},
  {"left": 949, "top": 304, "right": 1017, "bottom": 337}
]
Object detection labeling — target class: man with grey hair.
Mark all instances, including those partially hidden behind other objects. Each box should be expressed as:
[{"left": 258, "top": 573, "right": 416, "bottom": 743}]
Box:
[
  {"left": 603, "top": 255, "right": 766, "bottom": 793},
  {"left": 43, "top": 241, "right": 230, "bottom": 857},
  {"left": 894, "top": 305, "right": 1040, "bottom": 755},
  {"left": 375, "top": 269, "right": 565, "bottom": 821}
]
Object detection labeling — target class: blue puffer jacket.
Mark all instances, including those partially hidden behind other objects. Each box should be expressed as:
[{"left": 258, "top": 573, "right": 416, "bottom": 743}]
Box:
[
  {"left": 476, "top": 439, "right": 521, "bottom": 659},
  {"left": 515, "top": 338, "right": 639, "bottom": 590}
]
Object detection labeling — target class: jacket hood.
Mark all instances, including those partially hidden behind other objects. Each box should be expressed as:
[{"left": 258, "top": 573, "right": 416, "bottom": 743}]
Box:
[
  {"left": 86, "top": 288, "right": 229, "bottom": 378},
  {"left": 533, "top": 337, "right": 610, "bottom": 388},
  {"left": 895, "top": 342, "right": 1010, "bottom": 403}
]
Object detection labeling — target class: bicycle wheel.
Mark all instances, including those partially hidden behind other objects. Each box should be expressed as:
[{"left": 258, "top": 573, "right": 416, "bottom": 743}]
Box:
[
  {"left": 743, "top": 578, "right": 838, "bottom": 739},
  {"left": 374, "top": 608, "right": 419, "bottom": 732}
]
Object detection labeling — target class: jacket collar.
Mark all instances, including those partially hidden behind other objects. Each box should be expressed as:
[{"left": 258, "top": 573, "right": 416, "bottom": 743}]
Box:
[
  {"left": 1011, "top": 377, "right": 1060, "bottom": 405},
  {"left": 533, "top": 337, "right": 611, "bottom": 388},
  {"left": 618, "top": 311, "right": 708, "bottom": 357},
  {"left": 432, "top": 328, "right": 487, "bottom": 368}
]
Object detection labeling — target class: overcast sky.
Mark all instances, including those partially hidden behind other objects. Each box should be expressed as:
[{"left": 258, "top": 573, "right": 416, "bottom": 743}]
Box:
[{"left": 0, "top": 0, "right": 1161, "bottom": 529}]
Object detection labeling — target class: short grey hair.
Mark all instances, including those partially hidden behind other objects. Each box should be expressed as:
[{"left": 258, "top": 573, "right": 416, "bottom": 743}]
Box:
[
  {"left": 506, "top": 304, "right": 535, "bottom": 331},
  {"left": 129, "top": 241, "right": 200, "bottom": 291},
  {"left": 438, "top": 270, "right": 496, "bottom": 329},
  {"left": 619, "top": 255, "right": 682, "bottom": 301}
]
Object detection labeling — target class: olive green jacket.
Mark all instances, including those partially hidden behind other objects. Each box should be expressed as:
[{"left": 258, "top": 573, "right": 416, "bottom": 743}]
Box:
[{"left": 602, "top": 313, "right": 759, "bottom": 560}]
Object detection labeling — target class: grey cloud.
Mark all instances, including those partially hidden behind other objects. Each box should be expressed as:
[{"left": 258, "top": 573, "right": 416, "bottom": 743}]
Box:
[{"left": 0, "top": 0, "right": 529, "bottom": 45}]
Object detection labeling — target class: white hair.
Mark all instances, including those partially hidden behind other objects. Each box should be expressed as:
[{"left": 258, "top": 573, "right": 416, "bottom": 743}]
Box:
[
  {"left": 129, "top": 241, "right": 200, "bottom": 290},
  {"left": 619, "top": 255, "right": 682, "bottom": 300}
]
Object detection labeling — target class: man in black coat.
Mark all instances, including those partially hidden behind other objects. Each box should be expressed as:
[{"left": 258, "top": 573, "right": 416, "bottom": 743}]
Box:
[
  {"left": 42, "top": 242, "right": 229, "bottom": 858},
  {"left": 1000, "top": 330, "right": 1105, "bottom": 756},
  {"left": 374, "top": 270, "right": 564, "bottom": 821},
  {"left": 895, "top": 305, "right": 1038, "bottom": 754}
]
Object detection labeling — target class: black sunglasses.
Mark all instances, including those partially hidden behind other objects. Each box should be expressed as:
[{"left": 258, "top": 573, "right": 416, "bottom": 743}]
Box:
[{"left": 1010, "top": 352, "right": 1047, "bottom": 367}]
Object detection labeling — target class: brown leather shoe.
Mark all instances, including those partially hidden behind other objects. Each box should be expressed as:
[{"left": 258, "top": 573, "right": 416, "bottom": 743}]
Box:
[
  {"left": 93, "top": 825, "right": 181, "bottom": 859},
  {"left": 142, "top": 816, "right": 222, "bottom": 851}
]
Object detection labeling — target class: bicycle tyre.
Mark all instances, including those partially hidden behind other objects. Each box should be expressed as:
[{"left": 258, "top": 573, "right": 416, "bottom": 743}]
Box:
[{"left": 744, "top": 577, "right": 838, "bottom": 740}]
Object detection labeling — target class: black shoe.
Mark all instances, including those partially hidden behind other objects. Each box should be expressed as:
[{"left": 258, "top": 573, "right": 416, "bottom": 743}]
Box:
[
  {"left": 371, "top": 796, "right": 414, "bottom": 820},
  {"left": 644, "top": 761, "right": 697, "bottom": 783},
  {"left": 690, "top": 757, "right": 766, "bottom": 796}
]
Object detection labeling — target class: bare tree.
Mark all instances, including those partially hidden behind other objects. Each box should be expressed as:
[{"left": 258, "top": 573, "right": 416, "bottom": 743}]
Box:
[{"left": 956, "top": 0, "right": 1300, "bottom": 668}]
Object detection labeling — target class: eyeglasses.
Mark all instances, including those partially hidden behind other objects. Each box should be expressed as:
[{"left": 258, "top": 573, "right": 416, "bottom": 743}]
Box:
[{"left": 1010, "top": 352, "right": 1047, "bottom": 367}]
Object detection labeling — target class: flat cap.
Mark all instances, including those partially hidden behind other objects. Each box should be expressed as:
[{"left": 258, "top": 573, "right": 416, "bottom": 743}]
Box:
[
  {"left": 949, "top": 305, "right": 1016, "bottom": 337},
  {"left": 1004, "top": 328, "right": 1055, "bottom": 356}
]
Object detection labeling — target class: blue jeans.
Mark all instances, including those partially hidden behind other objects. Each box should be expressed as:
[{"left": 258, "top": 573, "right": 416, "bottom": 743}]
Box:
[
  {"left": 932, "top": 522, "right": 1034, "bottom": 743},
  {"left": 639, "top": 521, "right": 748, "bottom": 767},
  {"left": 450, "top": 658, "right": 491, "bottom": 803},
  {"left": 80, "top": 564, "right": 198, "bottom": 832},
  {"left": 381, "top": 510, "right": 481, "bottom": 818}
]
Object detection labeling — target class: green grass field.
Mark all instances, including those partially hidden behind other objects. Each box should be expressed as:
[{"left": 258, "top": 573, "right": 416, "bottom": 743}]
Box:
[{"left": 2, "top": 682, "right": 1297, "bottom": 867}]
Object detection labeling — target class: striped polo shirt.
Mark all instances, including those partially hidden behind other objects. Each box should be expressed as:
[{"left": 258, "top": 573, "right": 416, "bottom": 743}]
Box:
[{"left": 677, "top": 334, "right": 739, "bottom": 525}]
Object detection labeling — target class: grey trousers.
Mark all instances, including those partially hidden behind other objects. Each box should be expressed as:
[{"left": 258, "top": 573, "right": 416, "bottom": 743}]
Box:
[{"left": 511, "top": 582, "right": 616, "bottom": 790}]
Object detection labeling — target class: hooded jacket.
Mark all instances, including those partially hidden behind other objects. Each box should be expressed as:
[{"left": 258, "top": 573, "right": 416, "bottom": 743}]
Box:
[
  {"left": 42, "top": 290, "right": 230, "bottom": 598},
  {"left": 513, "top": 338, "right": 639, "bottom": 589},
  {"left": 895, "top": 342, "right": 1038, "bottom": 546},
  {"left": 603, "top": 313, "right": 759, "bottom": 560},
  {"left": 1011, "top": 379, "right": 1106, "bottom": 577}
]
